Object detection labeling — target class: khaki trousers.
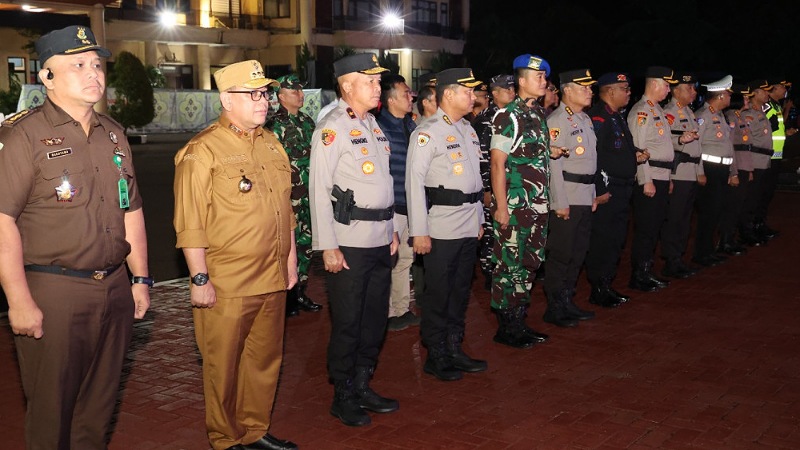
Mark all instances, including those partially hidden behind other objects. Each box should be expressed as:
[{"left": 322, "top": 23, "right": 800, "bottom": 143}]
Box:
[{"left": 193, "top": 291, "right": 286, "bottom": 450}]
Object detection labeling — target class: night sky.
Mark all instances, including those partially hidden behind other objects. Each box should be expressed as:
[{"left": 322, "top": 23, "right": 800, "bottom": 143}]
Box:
[{"left": 465, "top": 0, "right": 800, "bottom": 90}]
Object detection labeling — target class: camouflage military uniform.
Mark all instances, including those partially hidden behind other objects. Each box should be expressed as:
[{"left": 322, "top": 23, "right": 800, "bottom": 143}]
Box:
[
  {"left": 473, "top": 102, "right": 500, "bottom": 276},
  {"left": 268, "top": 105, "right": 315, "bottom": 284},
  {"left": 490, "top": 97, "right": 550, "bottom": 310}
]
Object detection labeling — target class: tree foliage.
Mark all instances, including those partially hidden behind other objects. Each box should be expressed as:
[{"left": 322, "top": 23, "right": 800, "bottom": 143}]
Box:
[
  {"left": 0, "top": 73, "right": 22, "bottom": 115},
  {"left": 108, "top": 51, "right": 154, "bottom": 132}
]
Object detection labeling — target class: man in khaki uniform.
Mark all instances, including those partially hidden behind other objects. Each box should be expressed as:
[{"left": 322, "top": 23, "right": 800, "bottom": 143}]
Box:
[
  {"left": 693, "top": 75, "right": 738, "bottom": 268},
  {"left": 173, "top": 60, "right": 298, "bottom": 450},
  {"left": 543, "top": 69, "right": 599, "bottom": 327},
  {"left": 0, "top": 25, "right": 151, "bottom": 450},
  {"left": 407, "top": 68, "right": 487, "bottom": 381},
  {"left": 740, "top": 80, "right": 775, "bottom": 246},
  {"left": 309, "top": 53, "right": 399, "bottom": 428},
  {"left": 627, "top": 66, "right": 677, "bottom": 292},
  {"left": 661, "top": 72, "right": 703, "bottom": 279}
]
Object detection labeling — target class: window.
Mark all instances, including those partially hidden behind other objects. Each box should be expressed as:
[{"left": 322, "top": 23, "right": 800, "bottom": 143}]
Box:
[
  {"left": 440, "top": 2, "right": 448, "bottom": 26},
  {"left": 29, "top": 59, "right": 42, "bottom": 84},
  {"left": 265, "top": 0, "right": 290, "bottom": 18},
  {"left": 347, "top": 0, "right": 379, "bottom": 19},
  {"left": 8, "top": 57, "right": 25, "bottom": 84},
  {"left": 412, "top": 0, "right": 436, "bottom": 23}
]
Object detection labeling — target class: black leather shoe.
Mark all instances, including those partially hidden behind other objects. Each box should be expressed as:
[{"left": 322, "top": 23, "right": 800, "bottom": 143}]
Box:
[
  {"left": 608, "top": 288, "right": 630, "bottom": 303},
  {"left": 718, "top": 243, "right": 747, "bottom": 256},
  {"left": 740, "top": 233, "right": 764, "bottom": 247},
  {"left": 628, "top": 276, "right": 658, "bottom": 292},
  {"left": 285, "top": 287, "right": 300, "bottom": 317},
  {"left": 227, "top": 446, "right": 247, "bottom": 450},
  {"left": 692, "top": 255, "right": 721, "bottom": 267},
  {"left": 423, "top": 355, "right": 463, "bottom": 381},
  {"left": 297, "top": 295, "right": 322, "bottom": 312},
  {"left": 522, "top": 325, "right": 550, "bottom": 342},
  {"left": 542, "top": 309, "right": 579, "bottom": 327},
  {"left": 243, "top": 434, "right": 298, "bottom": 450},
  {"left": 710, "top": 253, "right": 728, "bottom": 263}
]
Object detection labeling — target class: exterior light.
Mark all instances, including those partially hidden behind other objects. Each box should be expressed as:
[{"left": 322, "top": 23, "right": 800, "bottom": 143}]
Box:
[
  {"left": 382, "top": 12, "right": 404, "bottom": 34},
  {"left": 160, "top": 11, "right": 178, "bottom": 27}
]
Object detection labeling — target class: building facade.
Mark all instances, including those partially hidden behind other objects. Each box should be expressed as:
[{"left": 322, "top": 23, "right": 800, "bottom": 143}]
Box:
[{"left": 0, "top": 0, "right": 467, "bottom": 94}]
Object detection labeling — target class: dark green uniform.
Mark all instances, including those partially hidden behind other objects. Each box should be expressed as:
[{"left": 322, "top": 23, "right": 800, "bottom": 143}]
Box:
[
  {"left": 490, "top": 96, "right": 550, "bottom": 310},
  {"left": 267, "top": 106, "right": 315, "bottom": 284}
]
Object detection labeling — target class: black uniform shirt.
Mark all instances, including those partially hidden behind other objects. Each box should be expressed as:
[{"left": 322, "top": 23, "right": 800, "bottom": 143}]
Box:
[{"left": 588, "top": 100, "right": 639, "bottom": 196}]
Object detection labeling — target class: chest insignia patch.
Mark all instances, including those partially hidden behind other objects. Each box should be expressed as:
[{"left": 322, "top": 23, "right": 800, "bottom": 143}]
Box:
[
  {"left": 109, "top": 131, "right": 118, "bottom": 144},
  {"left": 321, "top": 129, "right": 336, "bottom": 146},
  {"left": 550, "top": 128, "right": 560, "bottom": 141},
  {"left": 361, "top": 147, "right": 369, "bottom": 155},
  {"left": 41, "top": 137, "right": 65, "bottom": 146},
  {"left": 47, "top": 147, "right": 73, "bottom": 159},
  {"left": 453, "top": 163, "right": 463, "bottom": 175},
  {"left": 362, "top": 160, "right": 375, "bottom": 174},
  {"left": 418, "top": 132, "right": 431, "bottom": 147},
  {"left": 575, "top": 146, "right": 585, "bottom": 155},
  {"left": 446, "top": 135, "right": 456, "bottom": 142},
  {"left": 637, "top": 116, "right": 647, "bottom": 126},
  {"left": 665, "top": 114, "right": 675, "bottom": 126},
  {"left": 350, "top": 129, "right": 362, "bottom": 137}
]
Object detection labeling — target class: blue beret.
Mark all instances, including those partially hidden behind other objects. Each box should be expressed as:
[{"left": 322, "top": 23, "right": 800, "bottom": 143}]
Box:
[{"left": 512, "top": 54, "right": 550, "bottom": 77}]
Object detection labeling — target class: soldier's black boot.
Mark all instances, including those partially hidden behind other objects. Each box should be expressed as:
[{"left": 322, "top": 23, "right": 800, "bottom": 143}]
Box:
[
  {"left": 542, "top": 289, "right": 579, "bottom": 327},
  {"left": 297, "top": 284, "right": 323, "bottom": 312},
  {"left": 641, "top": 260, "right": 669, "bottom": 289},
  {"left": 353, "top": 366, "right": 399, "bottom": 413},
  {"left": 446, "top": 332, "right": 488, "bottom": 373},
  {"left": 423, "top": 344, "right": 463, "bottom": 381},
  {"left": 589, "top": 280, "right": 622, "bottom": 308},
  {"left": 629, "top": 262, "right": 659, "bottom": 292},
  {"left": 662, "top": 259, "right": 693, "bottom": 279},
  {"left": 717, "top": 234, "right": 746, "bottom": 256},
  {"left": 754, "top": 220, "right": 778, "bottom": 240},
  {"left": 330, "top": 379, "right": 371, "bottom": 426},
  {"left": 493, "top": 307, "right": 537, "bottom": 348},
  {"left": 516, "top": 304, "right": 549, "bottom": 343},
  {"left": 285, "top": 286, "right": 300, "bottom": 317},
  {"left": 562, "top": 288, "right": 595, "bottom": 321}
]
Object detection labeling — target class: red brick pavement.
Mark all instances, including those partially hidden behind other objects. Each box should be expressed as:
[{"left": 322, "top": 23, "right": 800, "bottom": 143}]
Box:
[{"left": 1, "top": 192, "right": 799, "bottom": 449}]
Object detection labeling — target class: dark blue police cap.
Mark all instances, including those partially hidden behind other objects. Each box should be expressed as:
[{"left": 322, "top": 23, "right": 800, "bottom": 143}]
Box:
[{"left": 333, "top": 53, "right": 389, "bottom": 78}]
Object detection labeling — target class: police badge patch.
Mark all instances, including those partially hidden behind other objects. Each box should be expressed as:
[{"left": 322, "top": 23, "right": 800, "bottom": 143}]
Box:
[
  {"left": 417, "top": 132, "right": 431, "bottom": 147},
  {"left": 321, "top": 129, "right": 336, "bottom": 146}
]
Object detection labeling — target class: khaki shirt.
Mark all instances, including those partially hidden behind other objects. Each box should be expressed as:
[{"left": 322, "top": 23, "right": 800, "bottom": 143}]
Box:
[
  {"left": 741, "top": 107, "right": 773, "bottom": 170},
  {"left": 546, "top": 104, "right": 597, "bottom": 209},
  {"left": 696, "top": 103, "right": 737, "bottom": 175},
  {"left": 406, "top": 108, "right": 483, "bottom": 239},
  {"left": 664, "top": 98, "right": 704, "bottom": 181},
  {"left": 725, "top": 110, "right": 754, "bottom": 172},
  {"left": 0, "top": 98, "right": 141, "bottom": 270},
  {"left": 174, "top": 114, "right": 295, "bottom": 298},
  {"left": 309, "top": 99, "right": 394, "bottom": 249},
  {"left": 628, "top": 95, "right": 674, "bottom": 184}
]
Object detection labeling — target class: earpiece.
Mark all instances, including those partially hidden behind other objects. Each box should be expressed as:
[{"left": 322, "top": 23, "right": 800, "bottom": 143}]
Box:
[{"left": 46, "top": 69, "right": 54, "bottom": 80}]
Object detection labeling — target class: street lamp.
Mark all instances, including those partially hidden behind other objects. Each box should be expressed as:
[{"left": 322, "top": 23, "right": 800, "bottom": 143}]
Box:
[
  {"left": 160, "top": 11, "right": 178, "bottom": 28},
  {"left": 381, "top": 12, "right": 404, "bottom": 35}
]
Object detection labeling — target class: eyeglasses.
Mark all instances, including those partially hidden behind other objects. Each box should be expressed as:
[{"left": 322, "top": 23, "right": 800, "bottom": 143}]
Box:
[
  {"left": 547, "top": 86, "right": 559, "bottom": 93},
  {"left": 228, "top": 90, "right": 270, "bottom": 101}
]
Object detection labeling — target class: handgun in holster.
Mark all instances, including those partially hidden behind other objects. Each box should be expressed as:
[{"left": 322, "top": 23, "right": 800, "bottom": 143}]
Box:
[{"left": 332, "top": 184, "right": 356, "bottom": 225}]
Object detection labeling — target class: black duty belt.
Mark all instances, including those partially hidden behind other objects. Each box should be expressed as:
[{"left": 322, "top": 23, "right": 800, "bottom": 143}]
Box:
[
  {"left": 607, "top": 176, "right": 636, "bottom": 186},
  {"left": 394, "top": 204, "right": 408, "bottom": 216},
  {"left": 648, "top": 159, "right": 674, "bottom": 170},
  {"left": 331, "top": 201, "right": 394, "bottom": 221},
  {"left": 674, "top": 150, "right": 700, "bottom": 165},
  {"left": 24, "top": 263, "right": 123, "bottom": 280},
  {"left": 750, "top": 145, "right": 774, "bottom": 156},
  {"left": 562, "top": 171, "right": 596, "bottom": 184},
  {"left": 733, "top": 144, "right": 751, "bottom": 152},
  {"left": 425, "top": 186, "right": 482, "bottom": 206}
]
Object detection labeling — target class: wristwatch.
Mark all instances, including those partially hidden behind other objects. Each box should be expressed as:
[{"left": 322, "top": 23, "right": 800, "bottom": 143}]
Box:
[
  {"left": 131, "top": 276, "right": 155, "bottom": 287},
  {"left": 191, "top": 272, "right": 209, "bottom": 286}
]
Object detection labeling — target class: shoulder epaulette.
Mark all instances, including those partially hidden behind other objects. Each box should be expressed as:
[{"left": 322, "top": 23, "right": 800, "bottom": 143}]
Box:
[{"left": 2, "top": 109, "right": 33, "bottom": 126}]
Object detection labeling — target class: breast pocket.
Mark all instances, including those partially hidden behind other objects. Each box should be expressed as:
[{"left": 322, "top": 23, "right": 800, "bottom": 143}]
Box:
[
  {"left": 270, "top": 159, "right": 292, "bottom": 196},
  {"left": 39, "top": 157, "right": 86, "bottom": 205},
  {"left": 222, "top": 162, "right": 261, "bottom": 202},
  {"left": 445, "top": 145, "right": 468, "bottom": 177},
  {"left": 350, "top": 141, "right": 378, "bottom": 178}
]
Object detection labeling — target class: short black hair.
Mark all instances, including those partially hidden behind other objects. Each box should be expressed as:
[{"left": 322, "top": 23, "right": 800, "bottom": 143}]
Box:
[
  {"left": 380, "top": 73, "right": 406, "bottom": 105},
  {"left": 435, "top": 83, "right": 459, "bottom": 104},
  {"left": 417, "top": 85, "right": 435, "bottom": 104}
]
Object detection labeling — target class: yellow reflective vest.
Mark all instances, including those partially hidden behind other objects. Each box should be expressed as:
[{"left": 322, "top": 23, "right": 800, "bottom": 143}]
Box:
[{"left": 765, "top": 100, "right": 785, "bottom": 159}]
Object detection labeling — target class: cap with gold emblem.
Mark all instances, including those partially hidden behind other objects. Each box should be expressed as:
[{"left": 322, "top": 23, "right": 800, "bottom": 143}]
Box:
[
  {"left": 35, "top": 25, "right": 111, "bottom": 66},
  {"left": 559, "top": 69, "right": 597, "bottom": 86},
  {"left": 436, "top": 68, "right": 482, "bottom": 88},
  {"left": 731, "top": 83, "right": 752, "bottom": 97},
  {"left": 512, "top": 54, "right": 551, "bottom": 77},
  {"left": 596, "top": 72, "right": 629, "bottom": 87},
  {"left": 214, "top": 60, "right": 279, "bottom": 92},
  {"left": 645, "top": 66, "right": 678, "bottom": 84},
  {"left": 674, "top": 71, "right": 697, "bottom": 85},
  {"left": 702, "top": 75, "right": 733, "bottom": 92},
  {"left": 748, "top": 79, "right": 773, "bottom": 92},
  {"left": 419, "top": 72, "right": 437, "bottom": 87},
  {"left": 333, "top": 53, "right": 389, "bottom": 78}
]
